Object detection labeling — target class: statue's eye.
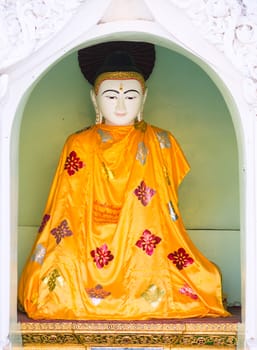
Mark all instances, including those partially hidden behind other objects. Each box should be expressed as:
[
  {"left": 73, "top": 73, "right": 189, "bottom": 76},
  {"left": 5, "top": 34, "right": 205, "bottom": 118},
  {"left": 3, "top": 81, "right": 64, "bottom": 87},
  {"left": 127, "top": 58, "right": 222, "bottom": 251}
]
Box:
[
  {"left": 125, "top": 95, "right": 137, "bottom": 100},
  {"left": 105, "top": 95, "right": 117, "bottom": 100}
]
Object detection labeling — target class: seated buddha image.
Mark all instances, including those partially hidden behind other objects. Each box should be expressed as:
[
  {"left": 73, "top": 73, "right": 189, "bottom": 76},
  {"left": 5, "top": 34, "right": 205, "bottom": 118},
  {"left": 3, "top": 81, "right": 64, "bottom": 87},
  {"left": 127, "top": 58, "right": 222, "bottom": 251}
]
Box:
[{"left": 18, "top": 41, "right": 229, "bottom": 320}]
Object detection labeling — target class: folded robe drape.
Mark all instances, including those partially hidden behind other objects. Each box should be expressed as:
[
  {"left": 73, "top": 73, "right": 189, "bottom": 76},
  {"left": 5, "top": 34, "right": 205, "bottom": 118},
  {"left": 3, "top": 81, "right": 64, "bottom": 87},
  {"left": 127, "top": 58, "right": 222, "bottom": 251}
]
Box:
[{"left": 18, "top": 121, "right": 229, "bottom": 320}]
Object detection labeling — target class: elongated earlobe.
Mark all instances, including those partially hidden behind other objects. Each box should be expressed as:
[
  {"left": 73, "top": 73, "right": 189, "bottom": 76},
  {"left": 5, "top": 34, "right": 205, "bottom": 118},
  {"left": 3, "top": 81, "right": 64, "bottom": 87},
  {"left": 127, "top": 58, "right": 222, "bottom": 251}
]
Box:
[
  {"left": 90, "top": 89, "right": 103, "bottom": 124},
  {"left": 137, "top": 88, "right": 148, "bottom": 122}
]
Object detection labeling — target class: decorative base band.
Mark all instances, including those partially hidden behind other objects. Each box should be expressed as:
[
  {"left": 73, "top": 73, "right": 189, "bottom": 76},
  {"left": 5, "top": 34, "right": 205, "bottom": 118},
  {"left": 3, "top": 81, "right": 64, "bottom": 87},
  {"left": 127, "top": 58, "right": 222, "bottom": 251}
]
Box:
[{"left": 14, "top": 316, "right": 239, "bottom": 349}]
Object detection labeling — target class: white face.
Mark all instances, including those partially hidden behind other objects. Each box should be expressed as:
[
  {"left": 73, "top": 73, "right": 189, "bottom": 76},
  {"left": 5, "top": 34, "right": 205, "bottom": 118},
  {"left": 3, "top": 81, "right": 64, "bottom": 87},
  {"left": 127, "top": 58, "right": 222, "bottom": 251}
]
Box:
[{"left": 92, "top": 79, "right": 147, "bottom": 126}]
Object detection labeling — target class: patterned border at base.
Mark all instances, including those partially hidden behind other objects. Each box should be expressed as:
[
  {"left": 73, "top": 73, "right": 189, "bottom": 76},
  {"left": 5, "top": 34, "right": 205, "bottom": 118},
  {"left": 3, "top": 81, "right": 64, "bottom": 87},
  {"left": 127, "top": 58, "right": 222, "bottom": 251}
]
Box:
[{"left": 15, "top": 319, "right": 239, "bottom": 349}]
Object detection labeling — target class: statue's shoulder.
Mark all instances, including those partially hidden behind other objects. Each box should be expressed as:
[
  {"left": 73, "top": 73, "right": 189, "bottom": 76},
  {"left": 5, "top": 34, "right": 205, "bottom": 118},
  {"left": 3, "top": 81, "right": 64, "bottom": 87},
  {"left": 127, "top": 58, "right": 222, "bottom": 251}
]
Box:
[
  {"left": 69, "top": 125, "right": 94, "bottom": 139},
  {"left": 149, "top": 124, "right": 178, "bottom": 150},
  {"left": 64, "top": 125, "right": 94, "bottom": 147},
  {"left": 74, "top": 125, "right": 93, "bottom": 134},
  {"left": 150, "top": 124, "right": 173, "bottom": 137}
]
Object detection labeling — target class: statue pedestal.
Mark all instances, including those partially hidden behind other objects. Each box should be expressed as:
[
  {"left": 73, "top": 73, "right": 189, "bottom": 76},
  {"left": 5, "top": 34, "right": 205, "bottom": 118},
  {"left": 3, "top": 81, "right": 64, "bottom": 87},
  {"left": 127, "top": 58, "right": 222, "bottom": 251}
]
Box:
[{"left": 16, "top": 308, "right": 240, "bottom": 349}]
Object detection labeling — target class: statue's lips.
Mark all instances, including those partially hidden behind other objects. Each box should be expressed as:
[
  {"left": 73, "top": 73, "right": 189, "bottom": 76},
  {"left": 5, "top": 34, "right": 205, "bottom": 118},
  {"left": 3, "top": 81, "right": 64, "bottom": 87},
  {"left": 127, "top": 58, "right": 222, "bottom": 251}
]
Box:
[{"left": 115, "top": 112, "right": 126, "bottom": 117}]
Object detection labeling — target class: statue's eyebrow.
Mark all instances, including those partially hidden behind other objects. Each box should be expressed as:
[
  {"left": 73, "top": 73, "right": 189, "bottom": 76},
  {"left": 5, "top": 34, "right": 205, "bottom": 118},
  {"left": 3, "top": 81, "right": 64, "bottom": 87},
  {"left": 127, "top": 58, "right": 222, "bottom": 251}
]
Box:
[
  {"left": 124, "top": 89, "right": 140, "bottom": 94},
  {"left": 101, "top": 89, "right": 140, "bottom": 96},
  {"left": 101, "top": 89, "right": 119, "bottom": 95}
]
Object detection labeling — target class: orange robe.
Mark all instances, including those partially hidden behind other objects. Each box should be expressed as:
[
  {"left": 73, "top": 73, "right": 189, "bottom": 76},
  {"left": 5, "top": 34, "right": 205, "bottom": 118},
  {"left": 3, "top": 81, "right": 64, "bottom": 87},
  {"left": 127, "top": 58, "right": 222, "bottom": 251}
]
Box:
[{"left": 18, "top": 121, "right": 229, "bottom": 320}]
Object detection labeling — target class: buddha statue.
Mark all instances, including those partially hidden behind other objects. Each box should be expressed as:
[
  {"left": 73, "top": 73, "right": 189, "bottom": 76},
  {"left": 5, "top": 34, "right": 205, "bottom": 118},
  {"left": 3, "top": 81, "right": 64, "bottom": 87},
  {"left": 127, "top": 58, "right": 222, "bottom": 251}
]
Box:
[{"left": 18, "top": 41, "right": 229, "bottom": 320}]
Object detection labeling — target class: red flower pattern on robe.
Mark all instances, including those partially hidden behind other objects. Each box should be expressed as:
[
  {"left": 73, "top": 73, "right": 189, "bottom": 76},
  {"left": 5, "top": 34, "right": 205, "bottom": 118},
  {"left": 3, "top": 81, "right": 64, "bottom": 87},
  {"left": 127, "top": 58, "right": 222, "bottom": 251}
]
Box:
[
  {"left": 136, "top": 229, "right": 161, "bottom": 256},
  {"left": 38, "top": 214, "right": 50, "bottom": 233},
  {"left": 168, "top": 247, "right": 194, "bottom": 270},
  {"left": 86, "top": 284, "right": 111, "bottom": 299},
  {"left": 179, "top": 283, "right": 198, "bottom": 300},
  {"left": 64, "top": 150, "right": 84, "bottom": 176},
  {"left": 91, "top": 244, "right": 114, "bottom": 269},
  {"left": 50, "top": 219, "right": 73, "bottom": 244},
  {"left": 134, "top": 180, "right": 156, "bottom": 206}
]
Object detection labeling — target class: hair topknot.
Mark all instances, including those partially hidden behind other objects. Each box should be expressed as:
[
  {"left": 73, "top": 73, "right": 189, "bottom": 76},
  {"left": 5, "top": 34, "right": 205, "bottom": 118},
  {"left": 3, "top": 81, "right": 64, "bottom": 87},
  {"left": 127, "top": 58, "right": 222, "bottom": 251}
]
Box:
[{"left": 78, "top": 41, "right": 155, "bottom": 85}]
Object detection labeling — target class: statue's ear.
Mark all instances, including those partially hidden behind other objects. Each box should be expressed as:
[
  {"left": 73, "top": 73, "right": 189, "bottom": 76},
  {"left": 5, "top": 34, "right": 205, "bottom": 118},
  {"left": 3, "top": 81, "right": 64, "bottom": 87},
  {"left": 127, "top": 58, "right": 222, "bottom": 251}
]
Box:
[
  {"left": 142, "top": 87, "right": 148, "bottom": 107},
  {"left": 137, "top": 87, "right": 148, "bottom": 122},
  {"left": 90, "top": 89, "right": 98, "bottom": 112},
  {"left": 90, "top": 88, "right": 103, "bottom": 124}
]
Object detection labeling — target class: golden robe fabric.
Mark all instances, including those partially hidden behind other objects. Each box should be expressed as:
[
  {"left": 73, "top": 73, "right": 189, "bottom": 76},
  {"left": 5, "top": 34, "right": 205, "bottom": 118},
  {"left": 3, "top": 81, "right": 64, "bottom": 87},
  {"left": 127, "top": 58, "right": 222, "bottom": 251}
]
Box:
[{"left": 18, "top": 121, "right": 229, "bottom": 320}]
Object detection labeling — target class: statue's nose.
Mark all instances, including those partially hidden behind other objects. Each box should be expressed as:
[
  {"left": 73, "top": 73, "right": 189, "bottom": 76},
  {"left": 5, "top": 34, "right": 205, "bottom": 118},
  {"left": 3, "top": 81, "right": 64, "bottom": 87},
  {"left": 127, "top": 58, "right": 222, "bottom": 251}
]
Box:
[{"left": 115, "top": 96, "right": 126, "bottom": 113}]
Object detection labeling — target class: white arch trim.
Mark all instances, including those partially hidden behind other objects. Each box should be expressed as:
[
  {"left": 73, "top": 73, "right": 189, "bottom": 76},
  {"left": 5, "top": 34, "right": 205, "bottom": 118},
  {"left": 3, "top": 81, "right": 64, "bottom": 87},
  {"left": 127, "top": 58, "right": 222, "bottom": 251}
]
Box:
[{"left": 0, "top": 0, "right": 257, "bottom": 349}]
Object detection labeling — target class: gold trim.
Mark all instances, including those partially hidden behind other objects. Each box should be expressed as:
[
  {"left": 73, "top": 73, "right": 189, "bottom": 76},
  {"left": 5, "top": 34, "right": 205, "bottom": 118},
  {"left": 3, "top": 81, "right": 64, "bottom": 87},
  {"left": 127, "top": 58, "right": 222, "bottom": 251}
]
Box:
[
  {"left": 20, "top": 320, "right": 239, "bottom": 333},
  {"left": 94, "top": 71, "right": 146, "bottom": 95},
  {"left": 18, "top": 319, "right": 239, "bottom": 348},
  {"left": 19, "top": 332, "right": 238, "bottom": 348}
]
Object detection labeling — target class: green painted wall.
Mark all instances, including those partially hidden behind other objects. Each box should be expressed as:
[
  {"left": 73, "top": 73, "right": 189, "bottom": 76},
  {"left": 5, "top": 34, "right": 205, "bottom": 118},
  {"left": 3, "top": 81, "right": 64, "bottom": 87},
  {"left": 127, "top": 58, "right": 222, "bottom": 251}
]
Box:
[{"left": 18, "top": 45, "right": 240, "bottom": 305}]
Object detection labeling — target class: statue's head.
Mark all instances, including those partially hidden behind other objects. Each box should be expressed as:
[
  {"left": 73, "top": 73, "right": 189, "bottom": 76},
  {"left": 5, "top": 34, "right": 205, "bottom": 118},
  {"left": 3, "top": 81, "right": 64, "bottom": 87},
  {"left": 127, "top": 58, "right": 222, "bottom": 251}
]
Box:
[
  {"left": 78, "top": 41, "right": 155, "bottom": 125},
  {"left": 91, "top": 51, "right": 148, "bottom": 126}
]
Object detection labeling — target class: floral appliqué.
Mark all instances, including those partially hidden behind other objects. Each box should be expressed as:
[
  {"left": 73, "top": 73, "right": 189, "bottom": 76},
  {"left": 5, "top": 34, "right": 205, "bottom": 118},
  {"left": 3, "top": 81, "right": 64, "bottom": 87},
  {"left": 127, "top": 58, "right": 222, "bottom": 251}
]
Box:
[
  {"left": 134, "top": 180, "right": 156, "bottom": 206},
  {"left": 141, "top": 284, "right": 165, "bottom": 308},
  {"left": 168, "top": 248, "right": 194, "bottom": 270},
  {"left": 38, "top": 214, "right": 50, "bottom": 233},
  {"left": 86, "top": 284, "right": 111, "bottom": 305},
  {"left": 168, "top": 201, "right": 178, "bottom": 221},
  {"left": 97, "top": 129, "right": 112, "bottom": 142},
  {"left": 91, "top": 244, "right": 114, "bottom": 269},
  {"left": 156, "top": 130, "right": 171, "bottom": 148},
  {"left": 31, "top": 244, "right": 46, "bottom": 265},
  {"left": 42, "top": 269, "right": 64, "bottom": 292},
  {"left": 136, "top": 141, "right": 148, "bottom": 165},
  {"left": 179, "top": 283, "right": 198, "bottom": 300},
  {"left": 157, "top": 130, "right": 171, "bottom": 148},
  {"left": 50, "top": 219, "right": 73, "bottom": 244},
  {"left": 64, "top": 151, "right": 84, "bottom": 176},
  {"left": 136, "top": 229, "right": 161, "bottom": 256}
]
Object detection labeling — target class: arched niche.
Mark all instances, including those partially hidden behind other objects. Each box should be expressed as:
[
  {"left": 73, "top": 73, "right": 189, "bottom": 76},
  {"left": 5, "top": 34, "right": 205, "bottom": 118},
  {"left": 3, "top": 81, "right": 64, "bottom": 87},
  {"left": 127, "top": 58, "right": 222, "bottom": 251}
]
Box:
[
  {"left": 0, "top": 1, "right": 256, "bottom": 349},
  {"left": 18, "top": 42, "right": 240, "bottom": 306}
]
